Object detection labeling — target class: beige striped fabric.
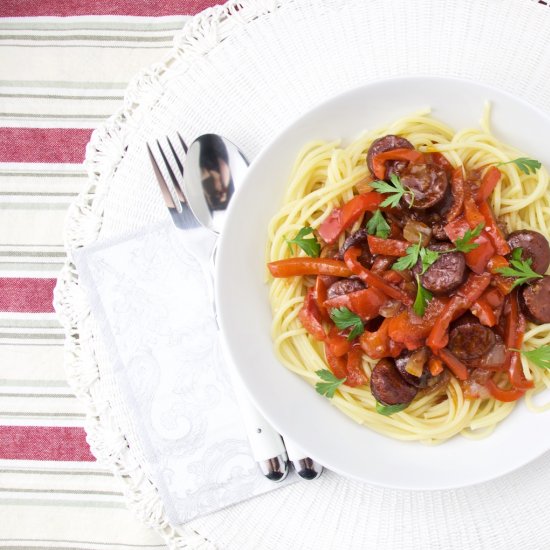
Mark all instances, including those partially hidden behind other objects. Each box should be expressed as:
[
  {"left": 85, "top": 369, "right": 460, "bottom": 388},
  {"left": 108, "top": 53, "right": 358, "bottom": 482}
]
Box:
[{"left": 0, "top": 8, "right": 218, "bottom": 549}]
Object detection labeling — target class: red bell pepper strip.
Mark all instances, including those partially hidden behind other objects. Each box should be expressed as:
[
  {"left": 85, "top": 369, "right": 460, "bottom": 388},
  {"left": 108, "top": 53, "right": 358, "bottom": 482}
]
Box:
[
  {"left": 505, "top": 291, "right": 533, "bottom": 390},
  {"left": 314, "top": 276, "right": 330, "bottom": 321},
  {"left": 345, "top": 344, "right": 368, "bottom": 387},
  {"left": 344, "top": 247, "right": 413, "bottom": 305},
  {"left": 486, "top": 378, "right": 525, "bottom": 402},
  {"left": 478, "top": 200, "right": 511, "bottom": 256},
  {"left": 436, "top": 347, "right": 469, "bottom": 381},
  {"left": 444, "top": 167, "right": 466, "bottom": 223},
  {"left": 359, "top": 318, "right": 403, "bottom": 359},
  {"left": 298, "top": 288, "right": 326, "bottom": 341},
  {"left": 317, "top": 192, "right": 383, "bottom": 244},
  {"left": 444, "top": 216, "right": 495, "bottom": 274},
  {"left": 367, "top": 235, "right": 409, "bottom": 257},
  {"left": 326, "top": 325, "right": 350, "bottom": 357},
  {"left": 428, "top": 356, "right": 444, "bottom": 376},
  {"left": 471, "top": 296, "right": 497, "bottom": 327},
  {"left": 487, "top": 254, "right": 509, "bottom": 274},
  {"left": 464, "top": 195, "right": 485, "bottom": 228},
  {"left": 268, "top": 257, "right": 352, "bottom": 278},
  {"left": 324, "top": 287, "right": 388, "bottom": 321},
  {"left": 427, "top": 151, "right": 454, "bottom": 176},
  {"left": 477, "top": 166, "right": 501, "bottom": 203},
  {"left": 324, "top": 341, "right": 348, "bottom": 380},
  {"left": 427, "top": 272, "right": 492, "bottom": 350},
  {"left": 371, "top": 148, "right": 424, "bottom": 180}
]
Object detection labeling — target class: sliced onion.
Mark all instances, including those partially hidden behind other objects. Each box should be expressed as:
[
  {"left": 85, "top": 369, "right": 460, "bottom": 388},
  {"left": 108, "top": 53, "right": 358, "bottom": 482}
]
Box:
[
  {"left": 480, "top": 343, "right": 506, "bottom": 368},
  {"left": 405, "top": 347, "right": 429, "bottom": 377},
  {"left": 355, "top": 178, "right": 374, "bottom": 194},
  {"left": 403, "top": 219, "right": 431, "bottom": 247},
  {"left": 379, "top": 299, "right": 402, "bottom": 318}
]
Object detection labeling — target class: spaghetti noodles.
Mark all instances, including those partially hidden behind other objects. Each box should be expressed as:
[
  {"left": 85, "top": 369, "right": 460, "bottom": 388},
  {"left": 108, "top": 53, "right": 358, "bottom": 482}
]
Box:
[{"left": 267, "top": 110, "right": 550, "bottom": 443}]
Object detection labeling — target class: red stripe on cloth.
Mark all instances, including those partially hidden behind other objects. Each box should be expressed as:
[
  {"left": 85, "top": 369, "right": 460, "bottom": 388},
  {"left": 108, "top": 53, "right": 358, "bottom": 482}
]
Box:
[
  {"left": 0, "top": 426, "right": 95, "bottom": 461},
  {"left": 0, "top": 128, "right": 92, "bottom": 164},
  {"left": 0, "top": 0, "right": 222, "bottom": 17},
  {"left": 0, "top": 278, "right": 56, "bottom": 313}
]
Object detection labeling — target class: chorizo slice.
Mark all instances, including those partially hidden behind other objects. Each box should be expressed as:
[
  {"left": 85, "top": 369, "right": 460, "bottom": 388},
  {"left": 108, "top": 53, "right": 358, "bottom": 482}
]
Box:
[
  {"left": 448, "top": 317, "right": 497, "bottom": 362},
  {"left": 326, "top": 278, "right": 365, "bottom": 300},
  {"left": 366, "top": 135, "right": 414, "bottom": 179},
  {"left": 338, "top": 228, "right": 372, "bottom": 267},
  {"left": 420, "top": 251, "right": 466, "bottom": 295},
  {"left": 520, "top": 275, "right": 550, "bottom": 324},
  {"left": 394, "top": 347, "right": 434, "bottom": 389},
  {"left": 507, "top": 230, "right": 550, "bottom": 275},
  {"left": 370, "top": 358, "right": 418, "bottom": 406},
  {"left": 400, "top": 163, "right": 449, "bottom": 210}
]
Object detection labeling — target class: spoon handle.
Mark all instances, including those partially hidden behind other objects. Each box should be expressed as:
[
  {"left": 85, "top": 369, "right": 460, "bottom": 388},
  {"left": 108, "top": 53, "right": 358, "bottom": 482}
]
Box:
[{"left": 228, "top": 366, "right": 289, "bottom": 482}]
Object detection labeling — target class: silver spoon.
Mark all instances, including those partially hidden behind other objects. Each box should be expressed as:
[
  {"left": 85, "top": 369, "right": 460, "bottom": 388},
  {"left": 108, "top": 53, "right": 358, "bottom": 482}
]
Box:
[{"left": 183, "top": 134, "right": 323, "bottom": 481}]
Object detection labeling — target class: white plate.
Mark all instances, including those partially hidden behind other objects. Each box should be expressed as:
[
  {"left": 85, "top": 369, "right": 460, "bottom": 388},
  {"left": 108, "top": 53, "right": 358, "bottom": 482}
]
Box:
[{"left": 215, "top": 76, "right": 550, "bottom": 490}]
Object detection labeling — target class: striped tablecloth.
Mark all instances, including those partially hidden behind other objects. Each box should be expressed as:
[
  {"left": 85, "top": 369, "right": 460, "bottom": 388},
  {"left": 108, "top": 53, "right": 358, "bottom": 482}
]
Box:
[
  {"left": 0, "top": 1, "right": 219, "bottom": 547},
  {"left": 2, "top": 0, "right": 550, "bottom": 548}
]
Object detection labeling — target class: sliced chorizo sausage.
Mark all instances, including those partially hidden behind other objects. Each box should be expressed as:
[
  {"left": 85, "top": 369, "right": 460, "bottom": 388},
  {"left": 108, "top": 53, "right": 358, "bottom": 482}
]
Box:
[
  {"left": 370, "top": 358, "right": 418, "bottom": 406},
  {"left": 448, "top": 317, "right": 497, "bottom": 362},
  {"left": 507, "top": 230, "right": 550, "bottom": 275},
  {"left": 520, "top": 275, "right": 550, "bottom": 324},
  {"left": 421, "top": 251, "right": 466, "bottom": 295},
  {"left": 394, "top": 347, "right": 433, "bottom": 388},
  {"left": 326, "top": 277, "right": 365, "bottom": 300},
  {"left": 366, "top": 135, "right": 414, "bottom": 179},
  {"left": 400, "top": 163, "right": 449, "bottom": 210},
  {"left": 338, "top": 228, "right": 371, "bottom": 267}
]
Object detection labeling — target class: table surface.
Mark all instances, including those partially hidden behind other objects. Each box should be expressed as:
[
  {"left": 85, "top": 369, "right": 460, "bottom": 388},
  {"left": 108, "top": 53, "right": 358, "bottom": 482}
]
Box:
[
  {"left": 0, "top": 1, "right": 221, "bottom": 548},
  {"left": 2, "top": 0, "right": 550, "bottom": 548}
]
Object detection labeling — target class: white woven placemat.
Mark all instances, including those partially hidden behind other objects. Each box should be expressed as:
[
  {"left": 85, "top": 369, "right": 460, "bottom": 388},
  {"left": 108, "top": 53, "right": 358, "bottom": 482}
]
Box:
[{"left": 54, "top": 0, "right": 550, "bottom": 548}]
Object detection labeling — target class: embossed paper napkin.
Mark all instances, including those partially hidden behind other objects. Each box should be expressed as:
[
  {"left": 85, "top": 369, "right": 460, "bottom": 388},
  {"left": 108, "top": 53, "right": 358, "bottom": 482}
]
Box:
[{"left": 73, "top": 221, "right": 291, "bottom": 524}]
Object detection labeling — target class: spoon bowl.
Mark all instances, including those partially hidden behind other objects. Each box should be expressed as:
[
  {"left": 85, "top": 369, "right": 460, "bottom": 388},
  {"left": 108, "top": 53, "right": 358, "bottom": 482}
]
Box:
[{"left": 183, "top": 134, "right": 249, "bottom": 234}]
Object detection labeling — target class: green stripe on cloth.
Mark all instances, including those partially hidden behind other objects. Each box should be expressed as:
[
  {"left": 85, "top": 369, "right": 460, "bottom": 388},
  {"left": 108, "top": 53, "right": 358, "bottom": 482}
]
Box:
[
  {"left": 0, "top": 80, "right": 127, "bottom": 89},
  {"left": 0, "top": 34, "right": 173, "bottom": 42}
]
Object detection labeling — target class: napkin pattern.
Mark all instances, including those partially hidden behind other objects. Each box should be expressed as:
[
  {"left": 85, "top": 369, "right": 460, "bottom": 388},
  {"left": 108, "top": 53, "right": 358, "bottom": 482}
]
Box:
[{"left": 74, "top": 222, "right": 290, "bottom": 524}]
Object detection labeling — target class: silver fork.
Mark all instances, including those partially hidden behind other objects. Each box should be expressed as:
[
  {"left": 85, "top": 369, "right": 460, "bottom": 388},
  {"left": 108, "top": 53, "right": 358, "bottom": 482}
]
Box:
[
  {"left": 147, "top": 133, "right": 199, "bottom": 231},
  {"left": 147, "top": 135, "right": 291, "bottom": 482}
]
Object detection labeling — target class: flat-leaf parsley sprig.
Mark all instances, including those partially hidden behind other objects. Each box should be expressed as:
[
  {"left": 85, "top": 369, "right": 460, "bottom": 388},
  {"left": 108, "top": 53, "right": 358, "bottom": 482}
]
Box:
[
  {"left": 330, "top": 307, "right": 364, "bottom": 341},
  {"left": 513, "top": 345, "right": 550, "bottom": 370},
  {"left": 371, "top": 174, "right": 415, "bottom": 208},
  {"left": 375, "top": 401, "right": 408, "bottom": 416},
  {"left": 366, "top": 209, "right": 391, "bottom": 239},
  {"left": 286, "top": 226, "right": 320, "bottom": 257},
  {"left": 453, "top": 223, "right": 485, "bottom": 253},
  {"left": 315, "top": 369, "right": 346, "bottom": 398},
  {"left": 392, "top": 240, "right": 440, "bottom": 273},
  {"left": 413, "top": 275, "right": 433, "bottom": 317},
  {"left": 497, "top": 157, "right": 541, "bottom": 175},
  {"left": 496, "top": 247, "right": 543, "bottom": 288}
]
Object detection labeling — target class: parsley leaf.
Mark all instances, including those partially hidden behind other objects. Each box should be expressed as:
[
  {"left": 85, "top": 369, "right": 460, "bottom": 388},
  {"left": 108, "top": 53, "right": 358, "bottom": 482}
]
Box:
[
  {"left": 454, "top": 223, "right": 485, "bottom": 253},
  {"left": 513, "top": 346, "right": 550, "bottom": 370},
  {"left": 370, "top": 173, "right": 415, "bottom": 208},
  {"left": 286, "top": 227, "right": 320, "bottom": 257},
  {"left": 413, "top": 274, "right": 433, "bottom": 317},
  {"left": 393, "top": 240, "right": 422, "bottom": 271},
  {"left": 330, "top": 307, "right": 364, "bottom": 340},
  {"left": 419, "top": 247, "right": 440, "bottom": 274},
  {"left": 497, "top": 157, "right": 542, "bottom": 175},
  {"left": 393, "top": 240, "right": 440, "bottom": 274},
  {"left": 366, "top": 209, "right": 391, "bottom": 239},
  {"left": 511, "top": 247, "right": 523, "bottom": 261},
  {"left": 315, "top": 369, "right": 346, "bottom": 398},
  {"left": 375, "top": 401, "right": 408, "bottom": 416},
  {"left": 496, "top": 256, "right": 543, "bottom": 288}
]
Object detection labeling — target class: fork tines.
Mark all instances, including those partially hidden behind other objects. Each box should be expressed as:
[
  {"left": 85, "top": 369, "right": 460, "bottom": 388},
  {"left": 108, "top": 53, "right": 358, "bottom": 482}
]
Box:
[{"left": 147, "top": 133, "right": 199, "bottom": 229}]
